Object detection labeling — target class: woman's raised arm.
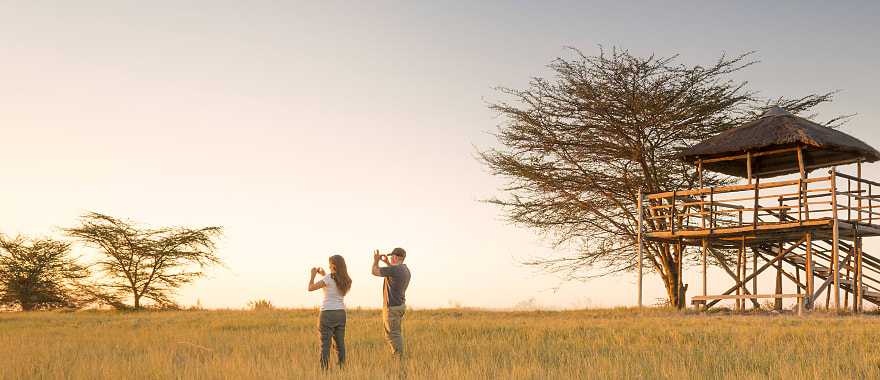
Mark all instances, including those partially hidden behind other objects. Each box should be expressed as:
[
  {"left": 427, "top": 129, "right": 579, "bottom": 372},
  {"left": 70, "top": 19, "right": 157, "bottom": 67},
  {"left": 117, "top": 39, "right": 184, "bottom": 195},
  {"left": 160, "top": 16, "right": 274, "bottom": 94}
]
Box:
[{"left": 308, "top": 267, "right": 326, "bottom": 291}]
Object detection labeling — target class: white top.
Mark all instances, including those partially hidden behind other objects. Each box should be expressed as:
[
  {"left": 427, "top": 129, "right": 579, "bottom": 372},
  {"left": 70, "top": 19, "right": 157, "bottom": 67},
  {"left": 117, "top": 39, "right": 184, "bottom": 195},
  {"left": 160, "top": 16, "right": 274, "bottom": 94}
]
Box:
[{"left": 320, "top": 274, "right": 346, "bottom": 311}]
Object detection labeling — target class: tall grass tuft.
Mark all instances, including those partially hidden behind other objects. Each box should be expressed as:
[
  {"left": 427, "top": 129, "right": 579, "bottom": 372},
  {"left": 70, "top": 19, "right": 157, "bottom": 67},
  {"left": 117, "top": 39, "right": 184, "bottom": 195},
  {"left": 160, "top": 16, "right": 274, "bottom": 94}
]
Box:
[{"left": 247, "top": 299, "right": 275, "bottom": 311}]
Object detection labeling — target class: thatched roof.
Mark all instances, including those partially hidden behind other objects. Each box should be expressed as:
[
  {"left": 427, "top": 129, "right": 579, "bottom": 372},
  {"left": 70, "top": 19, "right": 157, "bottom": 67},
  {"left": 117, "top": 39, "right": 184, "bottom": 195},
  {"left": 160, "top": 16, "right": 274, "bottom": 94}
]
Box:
[{"left": 679, "top": 107, "right": 880, "bottom": 178}]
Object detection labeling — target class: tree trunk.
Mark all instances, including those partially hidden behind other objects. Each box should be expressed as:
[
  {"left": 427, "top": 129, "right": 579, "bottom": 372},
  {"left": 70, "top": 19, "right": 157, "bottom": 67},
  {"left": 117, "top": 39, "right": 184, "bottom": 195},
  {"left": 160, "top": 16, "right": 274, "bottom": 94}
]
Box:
[
  {"left": 661, "top": 271, "right": 685, "bottom": 309},
  {"left": 659, "top": 243, "right": 685, "bottom": 309},
  {"left": 133, "top": 292, "right": 141, "bottom": 310}
]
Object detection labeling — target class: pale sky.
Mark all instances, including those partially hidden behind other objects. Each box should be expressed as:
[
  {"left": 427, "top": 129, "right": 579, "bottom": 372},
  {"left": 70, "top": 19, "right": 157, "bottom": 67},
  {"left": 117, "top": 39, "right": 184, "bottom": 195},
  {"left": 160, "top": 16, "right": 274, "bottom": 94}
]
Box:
[{"left": 2, "top": 1, "right": 879, "bottom": 309}]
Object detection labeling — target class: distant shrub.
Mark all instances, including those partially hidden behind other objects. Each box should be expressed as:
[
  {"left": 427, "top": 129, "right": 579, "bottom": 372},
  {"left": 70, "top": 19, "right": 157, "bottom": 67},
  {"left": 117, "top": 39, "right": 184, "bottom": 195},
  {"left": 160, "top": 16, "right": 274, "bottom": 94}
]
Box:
[
  {"left": 653, "top": 298, "right": 671, "bottom": 308},
  {"left": 512, "top": 298, "right": 542, "bottom": 311},
  {"left": 248, "top": 299, "right": 275, "bottom": 311},
  {"left": 186, "top": 299, "right": 205, "bottom": 311},
  {"left": 157, "top": 303, "right": 181, "bottom": 311}
]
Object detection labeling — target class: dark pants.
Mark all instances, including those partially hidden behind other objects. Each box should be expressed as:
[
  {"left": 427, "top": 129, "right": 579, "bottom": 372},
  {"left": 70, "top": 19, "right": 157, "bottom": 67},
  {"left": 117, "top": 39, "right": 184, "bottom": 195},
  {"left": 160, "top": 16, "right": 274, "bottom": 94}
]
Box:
[
  {"left": 382, "top": 305, "right": 406, "bottom": 356},
  {"left": 318, "top": 309, "right": 346, "bottom": 369}
]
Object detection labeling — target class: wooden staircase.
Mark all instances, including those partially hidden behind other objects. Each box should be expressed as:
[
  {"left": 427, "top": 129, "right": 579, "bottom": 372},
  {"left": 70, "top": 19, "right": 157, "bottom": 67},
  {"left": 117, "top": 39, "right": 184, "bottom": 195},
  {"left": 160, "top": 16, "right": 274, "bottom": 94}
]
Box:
[{"left": 753, "top": 237, "right": 880, "bottom": 306}]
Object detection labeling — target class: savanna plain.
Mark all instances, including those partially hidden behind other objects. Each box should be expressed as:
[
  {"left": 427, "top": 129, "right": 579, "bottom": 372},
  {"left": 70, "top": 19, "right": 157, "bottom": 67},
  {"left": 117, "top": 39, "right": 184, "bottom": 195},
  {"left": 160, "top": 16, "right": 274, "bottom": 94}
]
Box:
[{"left": 1, "top": 308, "right": 878, "bottom": 379}]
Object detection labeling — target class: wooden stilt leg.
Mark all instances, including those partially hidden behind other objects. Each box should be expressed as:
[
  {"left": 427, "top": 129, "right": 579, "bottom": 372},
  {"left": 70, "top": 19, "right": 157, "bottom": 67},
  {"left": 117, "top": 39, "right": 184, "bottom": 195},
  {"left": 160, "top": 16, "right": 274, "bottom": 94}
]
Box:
[
  {"left": 845, "top": 263, "right": 851, "bottom": 310},
  {"left": 737, "top": 241, "right": 744, "bottom": 311},
  {"left": 775, "top": 240, "right": 783, "bottom": 311},
  {"left": 831, "top": 169, "right": 840, "bottom": 311},
  {"left": 856, "top": 161, "right": 863, "bottom": 313},
  {"left": 702, "top": 239, "right": 708, "bottom": 309},
  {"left": 805, "top": 233, "right": 814, "bottom": 310},
  {"left": 858, "top": 237, "right": 864, "bottom": 312},
  {"left": 826, "top": 280, "right": 832, "bottom": 309},
  {"left": 637, "top": 190, "right": 643, "bottom": 308},
  {"left": 742, "top": 242, "right": 748, "bottom": 311},
  {"left": 752, "top": 250, "right": 757, "bottom": 308},
  {"left": 856, "top": 223, "right": 862, "bottom": 312},
  {"left": 675, "top": 241, "right": 683, "bottom": 309}
]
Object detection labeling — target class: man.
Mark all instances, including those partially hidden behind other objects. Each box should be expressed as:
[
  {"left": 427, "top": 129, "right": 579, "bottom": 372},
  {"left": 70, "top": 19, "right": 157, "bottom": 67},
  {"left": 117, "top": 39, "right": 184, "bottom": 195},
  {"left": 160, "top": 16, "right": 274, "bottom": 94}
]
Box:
[{"left": 372, "top": 247, "right": 411, "bottom": 357}]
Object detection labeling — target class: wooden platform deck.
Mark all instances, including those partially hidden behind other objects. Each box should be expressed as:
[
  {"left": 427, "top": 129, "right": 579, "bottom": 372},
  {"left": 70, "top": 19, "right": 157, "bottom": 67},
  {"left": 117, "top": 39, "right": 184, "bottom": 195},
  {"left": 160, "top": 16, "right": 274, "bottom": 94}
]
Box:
[
  {"left": 646, "top": 219, "right": 880, "bottom": 246},
  {"left": 637, "top": 168, "right": 880, "bottom": 311}
]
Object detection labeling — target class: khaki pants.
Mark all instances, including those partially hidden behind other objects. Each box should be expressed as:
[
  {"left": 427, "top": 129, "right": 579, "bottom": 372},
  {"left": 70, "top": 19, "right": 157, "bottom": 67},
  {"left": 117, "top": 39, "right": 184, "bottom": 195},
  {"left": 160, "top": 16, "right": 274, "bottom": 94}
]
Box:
[{"left": 382, "top": 305, "right": 406, "bottom": 355}]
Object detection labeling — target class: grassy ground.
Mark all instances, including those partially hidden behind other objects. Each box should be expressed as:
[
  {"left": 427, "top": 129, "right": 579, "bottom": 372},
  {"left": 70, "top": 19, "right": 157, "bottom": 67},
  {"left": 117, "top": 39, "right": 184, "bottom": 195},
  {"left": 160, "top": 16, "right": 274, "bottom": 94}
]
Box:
[{"left": 1, "top": 308, "right": 879, "bottom": 379}]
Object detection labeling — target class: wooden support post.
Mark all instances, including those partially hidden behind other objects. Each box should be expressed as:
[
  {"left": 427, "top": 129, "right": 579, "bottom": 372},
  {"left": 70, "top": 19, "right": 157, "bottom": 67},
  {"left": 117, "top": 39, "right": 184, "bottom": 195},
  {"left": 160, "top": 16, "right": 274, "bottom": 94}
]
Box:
[
  {"left": 775, "top": 240, "right": 783, "bottom": 311},
  {"left": 637, "top": 190, "right": 643, "bottom": 308},
  {"left": 738, "top": 240, "right": 744, "bottom": 311},
  {"left": 744, "top": 241, "right": 750, "bottom": 310},
  {"left": 743, "top": 242, "right": 749, "bottom": 310},
  {"left": 845, "top": 252, "right": 851, "bottom": 310},
  {"left": 752, "top": 249, "right": 758, "bottom": 305},
  {"left": 845, "top": 223, "right": 854, "bottom": 311},
  {"left": 797, "top": 177, "right": 803, "bottom": 223},
  {"left": 671, "top": 191, "right": 677, "bottom": 234},
  {"left": 838, "top": 251, "right": 854, "bottom": 312},
  {"left": 753, "top": 177, "right": 760, "bottom": 229},
  {"left": 794, "top": 266, "right": 804, "bottom": 315},
  {"left": 796, "top": 146, "right": 806, "bottom": 178},
  {"left": 676, "top": 240, "right": 683, "bottom": 309},
  {"left": 733, "top": 240, "right": 740, "bottom": 310},
  {"left": 858, "top": 159, "right": 863, "bottom": 222},
  {"left": 746, "top": 151, "right": 753, "bottom": 185},
  {"left": 803, "top": 172, "right": 811, "bottom": 220},
  {"left": 709, "top": 187, "right": 715, "bottom": 232},
  {"left": 858, "top": 237, "right": 864, "bottom": 312},
  {"left": 826, "top": 281, "right": 831, "bottom": 309},
  {"left": 738, "top": 210, "right": 743, "bottom": 229},
  {"left": 797, "top": 297, "right": 804, "bottom": 316},
  {"left": 831, "top": 169, "right": 840, "bottom": 311},
  {"left": 778, "top": 195, "right": 784, "bottom": 225},
  {"left": 702, "top": 239, "right": 707, "bottom": 298},
  {"left": 805, "top": 232, "right": 814, "bottom": 310},
  {"left": 797, "top": 146, "right": 810, "bottom": 220},
  {"left": 847, "top": 178, "right": 852, "bottom": 221},
  {"left": 698, "top": 160, "right": 705, "bottom": 230},
  {"left": 852, "top": 224, "right": 860, "bottom": 312}
]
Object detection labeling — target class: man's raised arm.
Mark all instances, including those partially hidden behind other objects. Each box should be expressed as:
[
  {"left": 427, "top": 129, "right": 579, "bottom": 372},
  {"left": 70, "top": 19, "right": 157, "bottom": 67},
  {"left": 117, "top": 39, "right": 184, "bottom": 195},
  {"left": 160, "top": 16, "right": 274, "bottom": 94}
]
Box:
[{"left": 371, "top": 250, "right": 384, "bottom": 277}]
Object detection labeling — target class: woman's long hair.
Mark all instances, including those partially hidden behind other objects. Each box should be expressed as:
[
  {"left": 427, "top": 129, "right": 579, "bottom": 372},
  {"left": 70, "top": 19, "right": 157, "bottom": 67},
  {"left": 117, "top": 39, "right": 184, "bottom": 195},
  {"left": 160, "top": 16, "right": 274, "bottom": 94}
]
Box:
[{"left": 329, "top": 255, "right": 352, "bottom": 296}]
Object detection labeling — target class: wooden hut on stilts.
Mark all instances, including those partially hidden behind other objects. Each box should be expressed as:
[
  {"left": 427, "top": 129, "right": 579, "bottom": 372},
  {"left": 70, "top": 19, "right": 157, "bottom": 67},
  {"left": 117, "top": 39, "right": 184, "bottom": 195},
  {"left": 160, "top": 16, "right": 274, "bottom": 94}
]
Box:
[{"left": 637, "top": 106, "right": 880, "bottom": 312}]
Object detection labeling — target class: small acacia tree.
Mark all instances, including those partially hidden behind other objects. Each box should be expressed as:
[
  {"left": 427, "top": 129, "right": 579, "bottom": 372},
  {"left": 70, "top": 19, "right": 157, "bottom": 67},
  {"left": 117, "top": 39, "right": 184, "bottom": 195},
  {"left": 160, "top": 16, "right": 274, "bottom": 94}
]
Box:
[
  {"left": 65, "top": 213, "right": 223, "bottom": 309},
  {"left": 481, "top": 47, "right": 842, "bottom": 307},
  {"left": 0, "top": 235, "right": 91, "bottom": 311}
]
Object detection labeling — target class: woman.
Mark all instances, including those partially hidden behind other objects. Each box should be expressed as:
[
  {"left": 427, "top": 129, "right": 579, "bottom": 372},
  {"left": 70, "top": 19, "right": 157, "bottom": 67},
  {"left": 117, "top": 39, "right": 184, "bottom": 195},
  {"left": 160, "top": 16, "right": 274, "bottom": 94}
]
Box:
[{"left": 308, "top": 254, "right": 352, "bottom": 370}]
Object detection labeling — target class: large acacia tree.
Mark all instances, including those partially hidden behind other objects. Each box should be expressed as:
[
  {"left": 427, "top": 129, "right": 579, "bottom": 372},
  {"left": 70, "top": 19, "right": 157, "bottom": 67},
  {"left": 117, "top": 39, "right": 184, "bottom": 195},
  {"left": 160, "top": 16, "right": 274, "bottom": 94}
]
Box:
[
  {"left": 66, "top": 213, "right": 223, "bottom": 309},
  {"left": 481, "top": 47, "right": 841, "bottom": 307}
]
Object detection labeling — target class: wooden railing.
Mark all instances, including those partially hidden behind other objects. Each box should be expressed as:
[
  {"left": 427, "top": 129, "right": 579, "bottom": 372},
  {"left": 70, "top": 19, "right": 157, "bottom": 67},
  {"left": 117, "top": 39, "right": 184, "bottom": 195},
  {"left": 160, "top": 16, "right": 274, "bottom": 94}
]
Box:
[
  {"left": 641, "top": 169, "right": 880, "bottom": 235},
  {"left": 834, "top": 172, "right": 880, "bottom": 224}
]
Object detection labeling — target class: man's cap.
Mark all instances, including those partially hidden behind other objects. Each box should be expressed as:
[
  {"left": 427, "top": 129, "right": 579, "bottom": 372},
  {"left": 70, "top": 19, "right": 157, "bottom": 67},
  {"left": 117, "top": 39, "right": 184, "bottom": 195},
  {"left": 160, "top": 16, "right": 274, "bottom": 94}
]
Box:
[{"left": 390, "top": 247, "right": 406, "bottom": 258}]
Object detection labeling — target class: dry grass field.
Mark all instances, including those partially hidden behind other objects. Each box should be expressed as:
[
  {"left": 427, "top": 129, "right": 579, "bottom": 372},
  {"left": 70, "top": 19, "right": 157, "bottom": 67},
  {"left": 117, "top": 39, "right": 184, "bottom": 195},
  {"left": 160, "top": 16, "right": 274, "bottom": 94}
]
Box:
[{"left": 1, "top": 308, "right": 879, "bottom": 379}]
